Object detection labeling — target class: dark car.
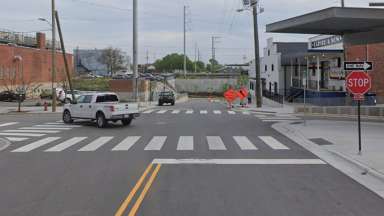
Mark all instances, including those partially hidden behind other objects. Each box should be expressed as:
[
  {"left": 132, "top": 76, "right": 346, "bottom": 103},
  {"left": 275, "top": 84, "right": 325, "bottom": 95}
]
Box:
[
  {"left": 0, "top": 91, "right": 26, "bottom": 102},
  {"left": 158, "top": 91, "right": 175, "bottom": 106}
]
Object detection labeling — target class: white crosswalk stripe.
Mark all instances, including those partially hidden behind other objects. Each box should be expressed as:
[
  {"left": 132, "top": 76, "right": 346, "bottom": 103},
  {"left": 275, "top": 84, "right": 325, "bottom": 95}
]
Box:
[
  {"left": 259, "top": 136, "right": 290, "bottom": 150},
  {"left": 0, "top": 122, "right": 19, "bottom": 127},
  {"left": 259, "top": 117, "right": 300, "bottom": 120},
  {"left": 186, "top": 110, "right": 194, "bottom": 114},
  {"left": 200, "top": 110, "right": 208, "bottom": 114},
  {"left": 157, "top": 110, "right": 168, "bottom": 114},
  {"left": 233, "top": 136, "right": 258, "bottom": 150},
  {"left": 45, "top": 137, "right": 88, "bottom": 152},
  {"left": 19, "top": 127, "right": 72, "bottom": 130},
  {"left": 207, "top": 136, "right": 226, "bottom": 150},
  {"left": 112, "top": 136, "right": 141, "bottom": 151},
  {"left": 45, "top": 122, "right": 65, "bottom": 125},
  {"left": 3, "top": 130, "right": 60, "bottom": 134},
  {"left": 177, "top": 136, "right": 194, "bottom": 150},
  {"left": 33, "top": 125, "right": 82, "bottom": 128},
  {"left": 142, "top": 110, "right": 154, "bottom": 114},
  {"left": 144, "top": 136, "right": 167, "bottom": 151},
  {"left": 12, "top": 137, "right": 61, "bottom": 152},
  {"left": 6, "top": 137, "right": 29, "bottom": 142},
  {"left": 228, "top": 111, "right": 236, "bottom": 115},
  {"left": 0, "top": 132, "right": 46, "bottom": 137},
  {"left": 213, "top": 110, "right": 222, "bottom": 114},
  {"left": 78, "top": 136, "right": 113, "bottom": 152},
  {"left": 171, "top": 110, "right": 180, "bottom": 114},
  {"left": 242, "top": 111, "right": 251, "bottom": 115},
  {"left": 262, "top": 120, "right": 292, "bottom": 122}
]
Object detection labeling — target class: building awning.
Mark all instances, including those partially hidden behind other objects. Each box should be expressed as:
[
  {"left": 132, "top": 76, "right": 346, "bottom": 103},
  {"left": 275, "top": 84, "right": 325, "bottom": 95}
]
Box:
[{"left": 266, "top": 7, "right": 384, "bottom": 35}]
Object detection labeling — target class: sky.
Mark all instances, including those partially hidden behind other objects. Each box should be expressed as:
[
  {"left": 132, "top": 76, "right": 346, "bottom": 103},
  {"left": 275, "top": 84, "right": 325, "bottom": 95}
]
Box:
[{"left": 0, "top": 0, "right": 374, "bottom": 64}]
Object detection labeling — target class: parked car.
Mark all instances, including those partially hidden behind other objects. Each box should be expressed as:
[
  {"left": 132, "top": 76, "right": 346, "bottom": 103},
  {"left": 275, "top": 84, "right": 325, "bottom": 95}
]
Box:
[
  {"left": 58, "top": 89, "right": 81, "bottom": 103},
  {"left": 0, "top": 91, "right": 26, "bottom": 102},
  {"left": 62, "top": 92, "right": 140, "bottom": 128},
  {"left": 158, "top": 91, "right": 175, "bottom": 106}
]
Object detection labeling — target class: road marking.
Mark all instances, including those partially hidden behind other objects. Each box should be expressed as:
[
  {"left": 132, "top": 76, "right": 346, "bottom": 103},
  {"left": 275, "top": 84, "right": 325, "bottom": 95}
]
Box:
[
  {"left": 112, "top": 136, "right": 141, "bottom": 151},
  {"left": 157, "top": 110, "right": 167, "bottom": 114},
  {"left": 259, "top": 117, "right": 300, "bottom": 120},
  {"left": 254, "top": 115, "right": 267, "bottom": 118},
  {"left": 128, "top": 164, "right": 161, "bottom": 216},
  {"left": 44, "top": 123, "right": 65, "bottom": 125},
  {"left": 262, "top": 120, "right": 292, "bottom": 122},
  {"left": 207, "top": 136, "right": 226, "bottom": 150},
  {"left": 233, "top": 136, "right": 258, "bottom": 150},
  {"left": 213, "top": 110, "right": 222, "bottom": 114},
  {"left": 0, "top": 132, "right": 46, "bottom": 137},
  {"left": 33, "top": 125, "right": 82, "bottom": 128},
  {"left": 186, "top": 110, "right": 193, "bottom": 114},
  {"left": 259, "top": 136, "right": 290, "bottom": 150},
  {"left": 78, "top": 136, "right": 114, "bottom": 152},
  {"left": 177, "top": 136, "right": 194, "bottom": 150},
  {"left": 142, "top": 110, "right": 154, "bottom": 114},
  {"left": 5, "top": 137, "right": 29, "bottom": 142},
  {"left": 56, "top": 120, "right": 63, "bottom": 123},
  {"left": 3, "top": 130, "right": 60, "bottom": 133},
  {"left": 171, "top": 110, "right": 180, "bottom": 114},
  {"left": 152, "top": 159, "right": 326, "bottom": 165},
  {"left": 12, "top": 137, "right": 61, "bottom": 152},
  {"left": 45, "top": 137, "right": 87, "bottom": 152},
  {"left": 200, "top": 110, "right": 207, "bottom": 114},
  {"left": 242, "top": 111, "right": 251, "bottom": 115},
  {"left": 227, "top": 111, "right": 236, "bottom": 114},
  {"left": 145, "top": 136, "right": 167, "bottom": 151},
  {"left": 114, "top": 163, "right": 154, "bottom": 216},
  {"left": 0, "top": 122, "right": 18, "bottom": 127},
  {"left": 19, "top": 127, "right": 72, "bottom": 130}
]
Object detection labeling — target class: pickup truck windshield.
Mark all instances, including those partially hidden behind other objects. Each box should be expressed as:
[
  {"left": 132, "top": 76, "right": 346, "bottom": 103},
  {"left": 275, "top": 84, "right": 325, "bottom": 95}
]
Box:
[{"left": 96, "top": 94, "right": 118, "bottom": 103}]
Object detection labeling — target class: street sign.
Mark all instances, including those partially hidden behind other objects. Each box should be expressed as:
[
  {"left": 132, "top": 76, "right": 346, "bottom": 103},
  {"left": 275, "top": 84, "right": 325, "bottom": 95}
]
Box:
[
  {"left": 346, "top": 71, "right": 372, "bottom": 96},
  {"left": 344, "top": 61, "right": 373, "bottom": 71}
]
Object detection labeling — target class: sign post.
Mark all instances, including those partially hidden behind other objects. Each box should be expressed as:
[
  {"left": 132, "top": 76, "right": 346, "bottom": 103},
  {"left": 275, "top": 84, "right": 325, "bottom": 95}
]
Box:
[{"left": 345, "top": 71, "right": 372, "bottom": 154}]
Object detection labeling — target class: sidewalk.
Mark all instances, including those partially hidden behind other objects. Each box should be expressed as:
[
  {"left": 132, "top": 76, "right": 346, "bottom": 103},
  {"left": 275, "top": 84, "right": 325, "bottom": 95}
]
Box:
[
  {"left": 274, "top": 119, "right": 384, "bottom": 198},
  {"left": 291, "top": 120, "right": 384, "bottom": 176},
  {"left": 233, "top": 97, "right": 295, "bottom": 114}
]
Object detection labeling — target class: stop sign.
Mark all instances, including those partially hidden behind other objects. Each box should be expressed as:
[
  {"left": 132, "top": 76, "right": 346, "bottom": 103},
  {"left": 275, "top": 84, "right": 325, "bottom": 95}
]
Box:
[{"left": 346, "top": 71, "right": 372, "bottom": 95}]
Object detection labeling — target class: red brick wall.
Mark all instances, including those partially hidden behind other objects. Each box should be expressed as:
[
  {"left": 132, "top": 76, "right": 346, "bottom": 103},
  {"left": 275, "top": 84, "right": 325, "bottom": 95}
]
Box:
[
  {"left": 345, "top": 43, "right": 384, "bottom": 99},
  {"left": 0, "top": 44, "right": 73, "bottom": 88}
]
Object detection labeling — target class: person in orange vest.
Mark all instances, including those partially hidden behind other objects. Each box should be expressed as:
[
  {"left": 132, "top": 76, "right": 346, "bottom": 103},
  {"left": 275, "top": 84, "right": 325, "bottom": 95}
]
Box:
[
  {"left": 238, "top": 87, "right": 249, "bottom": 108},
  {"left": 224, "top": 85, "right": 238, "bottom": 109}
]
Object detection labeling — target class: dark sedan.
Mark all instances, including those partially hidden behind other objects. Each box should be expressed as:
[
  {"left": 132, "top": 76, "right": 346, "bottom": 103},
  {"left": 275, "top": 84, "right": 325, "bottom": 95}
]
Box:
[{"left": 0, "top": 91, "right": 26, "bottom": 102}]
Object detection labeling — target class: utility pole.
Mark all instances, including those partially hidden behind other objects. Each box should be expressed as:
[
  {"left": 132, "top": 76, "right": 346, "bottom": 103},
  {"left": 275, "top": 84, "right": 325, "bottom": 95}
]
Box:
[
  {"left": 341, "top": 0, "right": 345, "bottom": 7},
  {"left": 252, "top": 0, "right": 262, "bottom": 107},
  {"left": 211, "top": 36, "right": 220, "bottom": 73},
  {"left": 183, "top": 5, "right": 187, "bottom": 77},
  {"left": 51, "top": 0, "right": 57, "bottom": 112},
  {"left": 194, "top": 43, "right": 197, "bottom": 73},
  {"left": 146, "top": 50, "right": 149, "bottom": 73},
  {"left": 133, "top": 0, "right": 138, "bottom": 102}
]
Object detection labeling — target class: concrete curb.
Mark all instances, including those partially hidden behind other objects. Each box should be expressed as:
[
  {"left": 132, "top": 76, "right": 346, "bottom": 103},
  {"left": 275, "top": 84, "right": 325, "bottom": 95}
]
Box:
[
  {"left": 272, "top": 121, "right": 384, "bottom": 199},
  {"left": 0, "top": 138, "right": 11, "bottom": 151},
  {"left": 296, "top": 112, "right": 384, "bottom": 121}
]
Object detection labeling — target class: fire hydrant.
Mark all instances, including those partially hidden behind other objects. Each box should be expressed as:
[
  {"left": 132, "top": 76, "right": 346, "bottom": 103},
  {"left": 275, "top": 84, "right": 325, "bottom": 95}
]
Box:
[{"left": 44, "top": 101, "right": 48, "bottom": 111}]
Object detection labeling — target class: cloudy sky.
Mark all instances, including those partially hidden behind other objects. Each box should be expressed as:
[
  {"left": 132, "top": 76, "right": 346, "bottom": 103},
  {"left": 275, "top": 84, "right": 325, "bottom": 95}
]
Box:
[{"left": 0, "top": 0, "right": 372, "bottom": 64}]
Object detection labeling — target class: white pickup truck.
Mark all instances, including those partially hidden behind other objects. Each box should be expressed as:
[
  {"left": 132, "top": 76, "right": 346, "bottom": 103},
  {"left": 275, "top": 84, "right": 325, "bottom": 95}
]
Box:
[{"left": 62, "top": 92, "right": 140, "bottom": 128}]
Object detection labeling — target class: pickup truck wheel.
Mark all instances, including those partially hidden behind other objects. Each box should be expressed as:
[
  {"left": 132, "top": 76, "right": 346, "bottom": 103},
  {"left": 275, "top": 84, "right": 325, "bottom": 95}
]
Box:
[
  {"left": 96, "top": 113, "right": 107, "bottom": 128},
  {"left": 63, "top": 110, "right": 73, "bottom": 124},
  {"left": 122, "top": 118, "right": 132, "bottom": 126}
]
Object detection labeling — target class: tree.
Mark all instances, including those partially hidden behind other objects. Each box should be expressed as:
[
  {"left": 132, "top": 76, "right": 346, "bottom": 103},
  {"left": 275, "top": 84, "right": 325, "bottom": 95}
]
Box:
[
  {"left": 99, "top": 47, "right": 126, "bottom": 76},
  {"left": 154, "top": 53, "right": 194, "bottom": 73},
  {"left": 195, "top": 61, "right": 205, "bottom": 72},
  {"left": 206, "top": 58, "right": 222, "bottom": 73}
]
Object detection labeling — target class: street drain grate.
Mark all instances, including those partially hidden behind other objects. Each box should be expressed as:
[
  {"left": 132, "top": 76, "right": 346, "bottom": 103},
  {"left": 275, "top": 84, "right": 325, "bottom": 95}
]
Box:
[{"left": 309, "top": 138, "right": 334, "bottom": 146}]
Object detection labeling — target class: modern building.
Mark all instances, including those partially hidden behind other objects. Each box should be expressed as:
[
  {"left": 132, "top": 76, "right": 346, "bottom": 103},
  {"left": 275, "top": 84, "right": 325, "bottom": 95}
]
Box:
[
  {"left": 267, "top": 7, "right": 384, "bottom": 104},
  {"left": 0, "top": 30, "right": 73, "bottom": 96}
]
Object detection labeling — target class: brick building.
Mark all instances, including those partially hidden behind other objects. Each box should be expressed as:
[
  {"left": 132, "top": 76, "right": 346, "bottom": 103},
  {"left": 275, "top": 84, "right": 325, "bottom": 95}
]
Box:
[
  {"left": 0, "top": 31, "right": 73, "bottom": 96},
  {"left": 267, "top": 7, "right": 384, "bottom": 104}
]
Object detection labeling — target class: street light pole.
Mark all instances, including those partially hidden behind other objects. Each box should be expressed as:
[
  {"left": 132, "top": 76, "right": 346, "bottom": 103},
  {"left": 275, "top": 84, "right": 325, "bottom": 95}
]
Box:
[
  {"left": 51, "top": 0, "right": 57, "bottom": 112},
  {"left": 252, "top": 0, "right": 262, "bottom": 107},
  {"left": 341, "top": 0, "right": 345, "bottom": 7},
  {"left": 133, "top": 0, "right": 138, "bottom": 102}
]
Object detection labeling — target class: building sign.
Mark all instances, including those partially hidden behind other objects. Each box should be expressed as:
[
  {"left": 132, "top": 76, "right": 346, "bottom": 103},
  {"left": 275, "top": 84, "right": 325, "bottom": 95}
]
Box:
[{"left": 308, "top": 35, "right": 343, "bottom": 51}]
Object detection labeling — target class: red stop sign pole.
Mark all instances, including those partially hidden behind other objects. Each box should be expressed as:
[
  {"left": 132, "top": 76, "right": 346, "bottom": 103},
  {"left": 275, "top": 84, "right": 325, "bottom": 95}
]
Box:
[{"left": 345, "top": 71, "right": 372, "bottom": 154}]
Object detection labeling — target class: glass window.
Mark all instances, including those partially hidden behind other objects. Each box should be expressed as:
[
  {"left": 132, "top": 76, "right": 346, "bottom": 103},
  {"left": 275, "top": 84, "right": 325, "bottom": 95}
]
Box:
[
  {"left": 83, "top": 95, "right": 93, "bottom": 103},
  {"left": 265, "top": 65, "right": 268, "bottom": 71},
  {"left": 96, "top": 94, "right": 118, "bottom": 103},
  {"left": 272, "top": 64, "right": 274, "bottom": 71},
  {"left": 77, "top": 95, "right": 86, "bottom": 103}
]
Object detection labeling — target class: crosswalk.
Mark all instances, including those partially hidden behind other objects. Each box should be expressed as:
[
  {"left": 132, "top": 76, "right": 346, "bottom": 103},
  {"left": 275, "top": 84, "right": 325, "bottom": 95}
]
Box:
[
  {"left": 141, "top": 109, "right": 302, "bottom": 122},
  {"left": 6, "top": 135, "right": 291, "bottom": 153},
  {"left": 0, "top": 121, "right": 81, "bottom": 143}
]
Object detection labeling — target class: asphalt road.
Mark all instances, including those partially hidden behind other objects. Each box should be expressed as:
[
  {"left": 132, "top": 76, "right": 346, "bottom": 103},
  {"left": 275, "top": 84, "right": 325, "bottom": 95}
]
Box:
[{"left": 0, "top": 99, "right": 383, "bottom": 216}]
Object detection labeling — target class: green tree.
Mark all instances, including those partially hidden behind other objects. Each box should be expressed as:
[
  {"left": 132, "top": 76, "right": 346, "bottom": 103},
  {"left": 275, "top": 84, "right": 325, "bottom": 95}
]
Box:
[
  {"left": 154, "top": 53, "right": 194, "bottom": 73},
  {"left": 206, "top": 58, "right": 222, "bottom": 73}
]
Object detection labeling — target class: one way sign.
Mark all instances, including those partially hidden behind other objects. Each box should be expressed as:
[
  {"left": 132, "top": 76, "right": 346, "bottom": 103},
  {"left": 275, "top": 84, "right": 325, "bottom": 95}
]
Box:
[{"left": 344, "top": 61, "right": 373, "bottom": 71}]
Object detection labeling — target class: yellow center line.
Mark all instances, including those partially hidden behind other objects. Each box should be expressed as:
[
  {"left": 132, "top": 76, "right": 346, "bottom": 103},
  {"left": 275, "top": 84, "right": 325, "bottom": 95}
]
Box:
[
  {"left": 114, "top": 163, "right": 154, "bottom": 216},
  {"left": 128, "top": 164, "right": 162, "bottom": 216}
]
